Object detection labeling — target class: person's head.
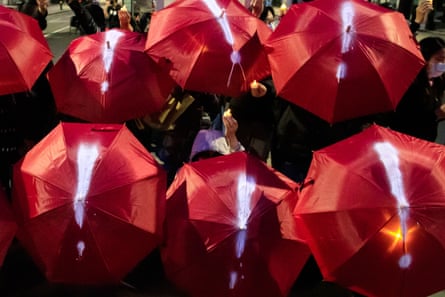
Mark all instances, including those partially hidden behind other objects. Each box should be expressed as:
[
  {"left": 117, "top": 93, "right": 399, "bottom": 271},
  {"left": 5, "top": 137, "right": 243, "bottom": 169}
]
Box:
[
  {"left": 189, "top": 129, "right": 226, "bottom": 162},
  {"left": 420, "top": 37, "right": 445, "bottom": 78}
]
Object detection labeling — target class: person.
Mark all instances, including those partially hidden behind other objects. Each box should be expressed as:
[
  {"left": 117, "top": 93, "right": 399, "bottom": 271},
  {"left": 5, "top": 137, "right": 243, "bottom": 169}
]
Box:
[
  {"left": 86, "top": 0, "right": 106, "bottom": 32},
  {"left": 389, "top": 36, "right": 445, "bottom": 141},
  {"left": 106, "top": 0, "right": 121, "bottom": 29},
  {"left": 189, "top": 109, "right": 244, "bottom": 162},
  {"left": 410, "top": 0, "right": 433, "bottom": 34},
  {"left": 20, "top": 0, "right": 48, "bottom": 30},
  {"left": 67, "top": 0, "right": 103, "bottom": 34},
  {"left": 249, "top": 0, "right": 264, "bottom": 18},
  {"left": 0, "top": 63, "right": 58, "bottom": 198},
  {"left": 118, "top": 6, "right": 142, "bottom": 32},
  {"left": 259, "top": 0, "right": 274, "bottom": 24},
  {"left": 133, "top": 0, "right": 155, "bottom": 32},
  {"left": 228, "top": 78, "right": 277, "bottom": 162}
]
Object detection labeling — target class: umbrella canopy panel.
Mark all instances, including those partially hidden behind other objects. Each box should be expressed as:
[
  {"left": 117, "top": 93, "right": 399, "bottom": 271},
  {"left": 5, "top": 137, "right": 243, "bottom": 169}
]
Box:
[
  {"left": 12, "top": 122, "right": 167, "bottom": 284},
  {"left": 163, "top": 152, "right": 310, "bottom": 297},
  {"left": 0, "top": 5, "right": 53, "bottom": 95},
  {"left": 146, "top": 0, "right": 272, "bottom": 97},
  {"left": 266, "top": 0, "right": 425, "bottom": 123},
  {"left": 294, "top": 124, "right": 445, "bottom": 297}
]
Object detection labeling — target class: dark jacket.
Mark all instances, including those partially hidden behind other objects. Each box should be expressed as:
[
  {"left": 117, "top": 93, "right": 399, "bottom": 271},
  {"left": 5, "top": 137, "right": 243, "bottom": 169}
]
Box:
[
  {"left": 389, "top": 71, "right": 445, "bottom": 142},
  {"left": 20, "top": 0, "right": 47, "bottom": 30},
  {"left": 68, "top": 0, "right": 101, "bottom": 34}
]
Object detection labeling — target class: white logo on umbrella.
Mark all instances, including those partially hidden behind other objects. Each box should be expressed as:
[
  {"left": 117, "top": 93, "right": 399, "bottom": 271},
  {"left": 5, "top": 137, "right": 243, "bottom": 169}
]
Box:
[
  {"left": 101, "top": 30, "right": 124, "bottom": 94},
  {"left": 374, "top": 142, "right": 411, "bottom": 268},
  {"left": 337, "top": 2, "right": 355, "bottom": 81},
  {"left": 202, "top": 0, "right": 246, "bottom": 87},
  {"left": 230, "top": 173, "right": 255, "bottom": 289},
  {"left": 74, "top": 143, "right": 100, "bottom": 258}
]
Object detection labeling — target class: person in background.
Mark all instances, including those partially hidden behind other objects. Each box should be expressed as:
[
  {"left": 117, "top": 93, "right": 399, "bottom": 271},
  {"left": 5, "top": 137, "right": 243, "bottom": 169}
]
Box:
[
  {"left": 20, "top": 0, "right": 48, "bottom": 30},
  {"left": 0, "top": 65, "right": 58, "bottom": 198},
  {"left": 189, "top": 109, "right": 244, "bottom": 162},
  {"left": 259, "top": 0, "right": 274, "bottom": 24},
  {"left": 410, "top": 0, "right": 433, "bottom": 34},
  {"left": 229, "top": 78, "right": 277, "bottom": 162},
  {"left": 118, "top": 6, "right": 142, "bottom": 32},
  {"left": 86, "top": 0, "right": 106, "bottom": 31},
  {"left": 389, "top": 36, "right": 445, "bottom": 141},
  {"left": 249, "top": 0, "right": 264, "bottom": 18},
  {"left": 67, "top": 0, "right": 103, "bottom": 34},
  {"left": 134, "top": 0, "right": 155, "bottom": 32},
  {"left": 106, "top": 0, "right": 121, "bottom": 28}
]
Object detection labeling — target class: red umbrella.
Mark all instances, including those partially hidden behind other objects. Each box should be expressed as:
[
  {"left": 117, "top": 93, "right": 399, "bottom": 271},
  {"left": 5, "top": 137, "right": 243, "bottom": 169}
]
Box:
[
  {"left": 0, "top": 4, "right": 53, "bottom": 95},
  {"left": 145, "top": 0, "right": 271, "bottom": 97},
  {"left": 294, "top": 124, "right": 445, "bottom": 297},
  {"left": 163, "top": 152, "right": 310, "bottom": 297},
  {"left": 265, "top": 0, "right": 425, "bottom": 123},
  {"left": 12, "top": 122, "right": 166, "bottom": 284},
  {"left": 0, "top": 187, "right": 17, "bottom": 267},
  {"left": 48, "top": 29, "right": 175, "bottom": 123}
]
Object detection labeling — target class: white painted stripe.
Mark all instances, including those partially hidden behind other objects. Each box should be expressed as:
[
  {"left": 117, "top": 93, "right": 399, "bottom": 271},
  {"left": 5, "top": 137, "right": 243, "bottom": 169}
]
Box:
[{"left": 44, "top": 25, "right": 70, "bottom": 38}]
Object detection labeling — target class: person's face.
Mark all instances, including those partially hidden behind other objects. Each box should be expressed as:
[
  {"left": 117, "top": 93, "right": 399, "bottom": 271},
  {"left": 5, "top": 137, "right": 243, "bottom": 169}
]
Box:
[{"left": 427, "top": 48, "right": 445, "bottom": 78}]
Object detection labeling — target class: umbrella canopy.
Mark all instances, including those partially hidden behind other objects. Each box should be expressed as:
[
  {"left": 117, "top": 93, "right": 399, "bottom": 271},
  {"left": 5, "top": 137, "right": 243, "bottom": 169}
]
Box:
[
  {"left": 48, "top": 29, "right": 175, "bottom": 123},
  {"left": 0, "top": 187, "right": 17, "bottom": 267},
  {"left": 145, "top": 0, "right": 272, "bottom": 97},
  {"left": 294, "top": 124, "right": 445, "bottom": 297},
  {"left": 265, "top": 0, "right": 425, "bottom": 123},
  {"left": 12, "top": 122, "right": 166, "bottom": 284},
  {"left": 163, "top": 152, "right": 310, "bottom": 297},
  {"left": 0, "top": 4, "right": 53, "bottom": 95}
]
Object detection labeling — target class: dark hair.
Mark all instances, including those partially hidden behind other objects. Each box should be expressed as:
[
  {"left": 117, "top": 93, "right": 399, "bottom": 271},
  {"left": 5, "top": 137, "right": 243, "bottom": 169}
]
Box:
[
  {"left": 191, "top": 150, "right": 222, "bottom": 162},
  {"left": 419, "top": 37, "right": 445, "bottom": 61}
]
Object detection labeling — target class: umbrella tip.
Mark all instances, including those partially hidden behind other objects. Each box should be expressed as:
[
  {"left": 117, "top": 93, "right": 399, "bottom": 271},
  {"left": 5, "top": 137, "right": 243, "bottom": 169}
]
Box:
[
  {"left": 346, "top": 25, "right": 351, "bottom": 33},
  {"left": 106, "top": 41, "right": 111, "bottom": 49}
]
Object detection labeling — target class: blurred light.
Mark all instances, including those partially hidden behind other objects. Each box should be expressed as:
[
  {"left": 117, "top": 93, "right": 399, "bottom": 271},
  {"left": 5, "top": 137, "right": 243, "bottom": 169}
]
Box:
[
  {"left": 341, "top": 2, "right": 354, "bottom": 54},
  {"left": 236, "top": 173, "right": 255, "bottom": 230},
  {"left": 74, "top": 143, "right": 99, "bottom": 229}
]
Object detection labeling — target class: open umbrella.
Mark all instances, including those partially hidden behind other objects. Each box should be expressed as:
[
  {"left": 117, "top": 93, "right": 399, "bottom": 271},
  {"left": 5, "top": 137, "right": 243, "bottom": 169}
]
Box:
[
  {"left": 265, "top": 0, "right": 425, "bottom": 123},
  {"left": 0, "top": 186, "right": 17, "bottom": 267},
  {"left": 12, "top": 122, "right": 166, "bottom": 284},
  {"left": 0, "top": 4, "right": 53, "bottom": 95},
  {"left": 145, "top": 0, "right": 271, "bottom": 97},
  {"left": 294, "top": 124, "right": 445, "bottom": 297},
  {"left": 48, "top": 29, "right": 175, "bottom": 123},
  {"left": 163, "top": 152, "right": 310, "bottom": 297}
]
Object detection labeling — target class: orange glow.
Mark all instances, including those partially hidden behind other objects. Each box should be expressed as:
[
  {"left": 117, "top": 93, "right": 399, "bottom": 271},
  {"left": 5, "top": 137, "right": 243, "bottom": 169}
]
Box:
[{"left": 381, "top": 224, "right": 417, "bottom": 252}]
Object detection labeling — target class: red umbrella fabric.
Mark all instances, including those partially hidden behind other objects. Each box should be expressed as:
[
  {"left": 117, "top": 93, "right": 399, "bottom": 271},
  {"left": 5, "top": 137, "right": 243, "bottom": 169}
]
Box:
[
  {"left": 0, "top": 5, "right": 53, "bottom": 95},
  {"left": 12, "top": 122, "right": 166, "bottom": 284},
  {"left": 48, "top": 29, "right": 175, "bottom": 123},
  {"left": 163, "top": 152, "right": 310, "bottom": 297},
  {"left": 294, "top": 124, "right": 445, "bottom": 297},
  {"left": 0, "top": 187, "right": 17, "bottom": 267},
  {"left": 145, "top": 0, "right": 272, "bottom": 97},
  {"left": 265, "top": 0, "right": 425, "bottom": 123}
]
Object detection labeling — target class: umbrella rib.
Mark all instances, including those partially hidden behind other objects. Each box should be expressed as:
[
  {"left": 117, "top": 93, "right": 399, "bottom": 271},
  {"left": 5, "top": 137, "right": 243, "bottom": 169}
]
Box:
[
  {"left": 2, "top": 45, "right": 31, "bottom": 90},
  {"left": 187, "top": 165, "right": 238, "bottom": 222},
  {"left": 329, "top": 211, "right": 399, "bottom": 274},
  {"left": 82, "top": 212, "right": 114, "bottom": 279}
]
